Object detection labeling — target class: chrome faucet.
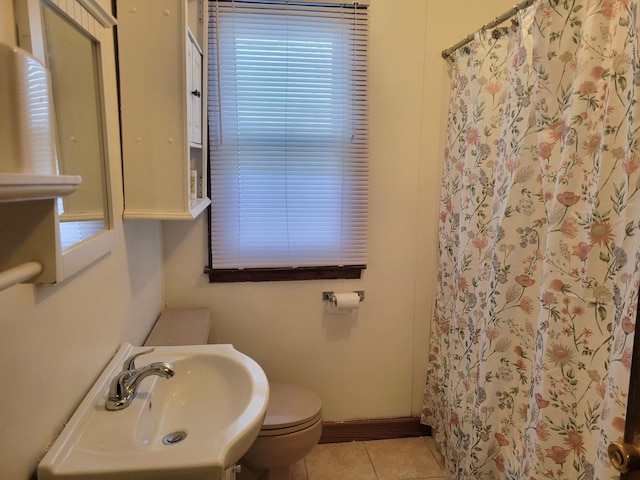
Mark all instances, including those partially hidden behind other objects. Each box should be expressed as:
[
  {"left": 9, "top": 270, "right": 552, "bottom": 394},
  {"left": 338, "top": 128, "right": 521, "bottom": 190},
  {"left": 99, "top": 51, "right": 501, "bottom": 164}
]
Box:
[{"left": 105, "top": 348, "right": 175, "bottom": 411}]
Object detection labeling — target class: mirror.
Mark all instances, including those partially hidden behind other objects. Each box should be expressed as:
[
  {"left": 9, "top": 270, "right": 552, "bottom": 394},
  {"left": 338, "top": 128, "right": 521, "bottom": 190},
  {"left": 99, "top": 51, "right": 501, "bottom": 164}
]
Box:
[
  {"left": 40, "top": 3, "right": 108, "bottom": 250},
  {"left": 14, "top": 0, "right": 117, "bottom": 281}
]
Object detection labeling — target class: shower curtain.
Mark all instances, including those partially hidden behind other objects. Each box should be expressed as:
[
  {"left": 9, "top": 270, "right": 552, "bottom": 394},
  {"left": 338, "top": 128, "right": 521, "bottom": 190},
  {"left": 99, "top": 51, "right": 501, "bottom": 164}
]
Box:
[{"left": 422, "top": 1, "right": 640, "bottom": 479}]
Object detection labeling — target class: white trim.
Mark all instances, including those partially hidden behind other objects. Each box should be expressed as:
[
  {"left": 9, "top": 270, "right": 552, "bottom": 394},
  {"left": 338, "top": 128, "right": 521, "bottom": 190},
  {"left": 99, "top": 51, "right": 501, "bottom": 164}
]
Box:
[{"left": 77, "top": 0, "right": 117, "bottom": 27}]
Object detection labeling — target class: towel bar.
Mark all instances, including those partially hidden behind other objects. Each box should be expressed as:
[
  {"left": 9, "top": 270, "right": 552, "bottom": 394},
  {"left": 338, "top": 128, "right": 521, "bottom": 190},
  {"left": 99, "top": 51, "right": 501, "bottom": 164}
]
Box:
[{"left": 0, "top": 261, "right": 43, "bottom": 292}]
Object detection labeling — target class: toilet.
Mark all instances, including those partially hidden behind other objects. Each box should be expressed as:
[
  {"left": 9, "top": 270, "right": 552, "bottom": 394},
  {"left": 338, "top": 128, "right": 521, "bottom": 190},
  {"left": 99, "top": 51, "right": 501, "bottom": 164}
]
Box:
[
  {"left": 144, "top": 308, "right": 323, "bottom": 480},
  {"left": 240, "top": 382, "right": 322, "bottom": 480}
]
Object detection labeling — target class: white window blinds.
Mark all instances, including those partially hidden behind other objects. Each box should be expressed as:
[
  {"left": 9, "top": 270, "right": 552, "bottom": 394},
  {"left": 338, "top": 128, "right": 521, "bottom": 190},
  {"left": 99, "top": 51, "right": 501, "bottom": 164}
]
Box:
[{"left": 208, "top": 0, "right": 369, "bottom": 271}]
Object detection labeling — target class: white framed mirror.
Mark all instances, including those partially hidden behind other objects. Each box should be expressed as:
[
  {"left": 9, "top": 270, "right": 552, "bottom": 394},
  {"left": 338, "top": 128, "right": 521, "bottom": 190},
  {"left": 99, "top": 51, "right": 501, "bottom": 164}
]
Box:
[{"left": 14, "top": 0, "right": 117, "bottom": 280}]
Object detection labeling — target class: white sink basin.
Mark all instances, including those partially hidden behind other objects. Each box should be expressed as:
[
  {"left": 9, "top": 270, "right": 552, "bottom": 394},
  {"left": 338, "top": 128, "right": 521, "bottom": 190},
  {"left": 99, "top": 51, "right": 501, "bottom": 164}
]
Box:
[{"left": 38, "top": 344, "right": 269, "bottom": 480}]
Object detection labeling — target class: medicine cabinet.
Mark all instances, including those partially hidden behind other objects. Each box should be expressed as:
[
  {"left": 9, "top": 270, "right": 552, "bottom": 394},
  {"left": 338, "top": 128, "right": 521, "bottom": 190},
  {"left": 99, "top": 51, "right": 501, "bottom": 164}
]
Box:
[
  {"left": 0, "top": 0, "right": 119, "bottom": 287},
  {"left": 117, "top": 0, "right": 211, "bottom": 219}
]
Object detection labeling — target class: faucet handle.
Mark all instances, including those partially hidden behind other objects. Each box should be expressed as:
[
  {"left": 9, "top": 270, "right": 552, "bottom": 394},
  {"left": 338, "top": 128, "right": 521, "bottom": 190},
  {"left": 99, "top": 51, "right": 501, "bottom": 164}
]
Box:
[{"left": 123, "top": 348, "right": 155, "bottom": 371}]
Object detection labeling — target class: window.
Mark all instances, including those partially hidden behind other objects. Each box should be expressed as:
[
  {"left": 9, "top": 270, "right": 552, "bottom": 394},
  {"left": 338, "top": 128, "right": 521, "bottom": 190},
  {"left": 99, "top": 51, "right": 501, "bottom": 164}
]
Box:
[{"left": 207, "top": 0, "right": 369, "bottom": 282}]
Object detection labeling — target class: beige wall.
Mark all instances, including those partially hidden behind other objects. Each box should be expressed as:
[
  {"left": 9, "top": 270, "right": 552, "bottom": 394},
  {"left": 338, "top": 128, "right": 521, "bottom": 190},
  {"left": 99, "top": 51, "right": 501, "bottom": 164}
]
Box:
[
  {"left": 0, "top": 1, "right": 165, "bottom": 478},
  {"left": 0, "top": 0, "right": 516, "bottom": 478},
  {"left": 163, "top": 0, "right": 516, "bottom": 422}
]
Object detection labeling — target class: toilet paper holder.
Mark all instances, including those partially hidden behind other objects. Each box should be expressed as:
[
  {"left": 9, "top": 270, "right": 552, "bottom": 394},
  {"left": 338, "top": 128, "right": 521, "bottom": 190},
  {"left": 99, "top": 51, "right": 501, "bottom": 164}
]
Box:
[{"left": 322, "top": 291, "right": 365, "bottom": 304}]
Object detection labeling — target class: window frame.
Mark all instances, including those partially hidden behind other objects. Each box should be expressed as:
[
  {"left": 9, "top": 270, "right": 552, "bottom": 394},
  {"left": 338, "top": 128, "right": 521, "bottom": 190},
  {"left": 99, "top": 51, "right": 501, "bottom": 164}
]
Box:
[{"left": 206, "top": 0, "right": 369, "bottom": 283}]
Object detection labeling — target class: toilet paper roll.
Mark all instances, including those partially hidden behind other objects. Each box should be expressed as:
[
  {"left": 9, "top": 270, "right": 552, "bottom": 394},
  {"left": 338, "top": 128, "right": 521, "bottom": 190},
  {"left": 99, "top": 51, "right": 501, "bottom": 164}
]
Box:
[{"left": 334, "top": 292, "right": 360, "bottom": 310}]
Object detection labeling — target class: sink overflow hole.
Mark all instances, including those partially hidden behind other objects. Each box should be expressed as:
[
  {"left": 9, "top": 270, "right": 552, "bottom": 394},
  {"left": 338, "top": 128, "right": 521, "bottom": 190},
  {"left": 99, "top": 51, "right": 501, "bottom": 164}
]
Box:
[{"left": 163, "top": 431, "right": 187, "bottom": 445}]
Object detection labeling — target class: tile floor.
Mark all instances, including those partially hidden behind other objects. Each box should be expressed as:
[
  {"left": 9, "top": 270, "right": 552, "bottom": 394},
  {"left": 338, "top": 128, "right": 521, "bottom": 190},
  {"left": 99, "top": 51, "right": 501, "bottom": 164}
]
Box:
[{"left": 240, "top": 436, "right": 446, "bottom": 480}]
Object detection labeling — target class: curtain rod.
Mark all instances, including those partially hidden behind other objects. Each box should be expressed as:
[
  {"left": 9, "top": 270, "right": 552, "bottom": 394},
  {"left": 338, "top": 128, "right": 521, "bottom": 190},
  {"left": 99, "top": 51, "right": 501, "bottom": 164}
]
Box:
[
  {"left": 212, "top": 0, "right": 369, "bottom": 6},
  {"left": 441, "top": 0, "right": 534, "bottom": 59}
]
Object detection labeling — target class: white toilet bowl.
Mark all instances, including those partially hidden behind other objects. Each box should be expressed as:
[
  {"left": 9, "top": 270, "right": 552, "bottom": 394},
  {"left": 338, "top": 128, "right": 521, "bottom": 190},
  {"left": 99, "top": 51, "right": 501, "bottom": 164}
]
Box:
[{"left": 241, "top": 382, "right": 322, "bottom": 480}]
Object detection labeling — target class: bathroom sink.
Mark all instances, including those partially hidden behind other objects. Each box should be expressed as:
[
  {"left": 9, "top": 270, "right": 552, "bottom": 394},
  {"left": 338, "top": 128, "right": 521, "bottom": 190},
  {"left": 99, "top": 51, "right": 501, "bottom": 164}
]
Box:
[{"left": 38, "top": 344, "right": 269, "bottom": 480}]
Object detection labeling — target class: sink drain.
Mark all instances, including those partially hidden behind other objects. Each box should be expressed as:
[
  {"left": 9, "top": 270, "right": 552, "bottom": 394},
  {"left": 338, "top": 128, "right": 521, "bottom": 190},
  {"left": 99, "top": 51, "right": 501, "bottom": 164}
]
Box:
[{"left": 163, "top": 431, "right": 187, "bottom": 445}]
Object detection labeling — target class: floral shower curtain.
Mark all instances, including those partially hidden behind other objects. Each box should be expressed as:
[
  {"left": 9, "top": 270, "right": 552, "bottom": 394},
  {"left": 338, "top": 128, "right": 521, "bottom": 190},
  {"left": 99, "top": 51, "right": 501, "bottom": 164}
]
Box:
[{"left": 422, "top": 1, "right": 640, "bottom": 479}]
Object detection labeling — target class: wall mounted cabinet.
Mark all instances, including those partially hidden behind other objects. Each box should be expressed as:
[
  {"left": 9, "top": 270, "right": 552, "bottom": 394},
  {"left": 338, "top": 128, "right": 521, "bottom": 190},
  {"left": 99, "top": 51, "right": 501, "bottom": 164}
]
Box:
[
  {"left": 187, "top": 30, "right": 202, "bottom": 147},
  {"left": 117, "top": 0, "right": 210, "bottom": 220}
]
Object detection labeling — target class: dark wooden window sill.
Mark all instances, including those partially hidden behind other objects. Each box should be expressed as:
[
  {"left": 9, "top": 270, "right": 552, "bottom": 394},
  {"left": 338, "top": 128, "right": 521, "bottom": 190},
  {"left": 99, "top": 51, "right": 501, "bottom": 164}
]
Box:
[{"left": 206, "top": 265, "right": 365, "bottom": 283}]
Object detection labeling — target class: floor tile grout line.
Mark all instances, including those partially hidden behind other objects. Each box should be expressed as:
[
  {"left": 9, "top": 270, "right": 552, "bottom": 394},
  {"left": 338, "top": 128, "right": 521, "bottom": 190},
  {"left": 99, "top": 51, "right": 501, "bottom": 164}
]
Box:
[
  {"left": 422, "top": 436, "right": 446, "bottom": 472},
  {"left": 363, "top": 440, "right": 380, "bottom": 480},
  {"left": 302, "top": 456, "right": 310, "bottom": 480},
  {"left": 421, "top": 437, "right": 443, "bottom": 472}
]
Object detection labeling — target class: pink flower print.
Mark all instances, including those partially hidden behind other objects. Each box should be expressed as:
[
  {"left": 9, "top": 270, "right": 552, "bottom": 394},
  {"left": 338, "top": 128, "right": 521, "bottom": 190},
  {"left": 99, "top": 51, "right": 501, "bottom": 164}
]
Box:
[
  {"left": 536, "top": 421, "right": 550, "bottom": 441},
  {"left": 439, "top": 321, "right": 450, "bottom": 335},
  {"left": 495, "top": 432, "right": 509, "bottom": 446},
  {"left": 556, "top": 191, "right": 580, "bottom": 207},
  {"left": 578, "top": 81, "right": 597, "bottom": 96},
  {"left": 472, "top": 235, "right": 488, "bottom": 251},
  {"left": 622, "top": 316, "right": 635, "bottom": 334},
  {"left": 561, "top": 217, "right": 578, "bottom": 238},
  {"left": 449, "top": 412, "right": 460, "bottom": 427},
  {"left": 535, "top": 393, "right": 550, "bottom": 408},
  {"left": 466, "top": 128, "right": 480, "bottom": 145},
  {"left": 591, "top": 66, "right": 605, "bottom": 80},
  {"left": 539, "top": 141, "right": 554, "bottom": 159},
  {"left": 486, "top": 325, "right": 499, "bottom": 340},
  {"left": 623, "top": 155, "right": 640, "bottom": 175},
  {"left": 601, "top": 0, "right": 618, "bottom": 19},
  {"left": 588, "top": 220, "right": 615, "bottom": 246},
  {"left": 515, "top": 275, "right": 535, "bottom": 287},
  {"left": 583, "top": 134, "right": 603, "bottom": 157},
  {"left": 457, "top": 276, "right": 468, "bottom": 292},
  {"left": 546, "top": 446, "right": 570, "bottom": 465},
  {"left": 542, "top": 291, "right": 557, "bottom": 307},
  {"left": 550, "top": 120, "right": 567, "bottom": 142},
  {"left": 612, "top": 416, "right": 626, "bottom": 433},
  {"left": 547, "top": 343, "right": 575, "bottom": 368},
  {"left": 549, "top": 279, "right": 565, "bottom": 292},
  {"left": 485, "top": 80, "right": 503, "bottom": 95},
  {"left": 519, "top": 296, "right": 534, "bottom": 314},
  {"left": 564, "top": 430, "right": 586, "bottom": 456},
  {"left": 572, "top": 242, "right": 591, "bottom": 261},
  {"left": 622, "top": 348, "right": 632, "bottom": 370}
]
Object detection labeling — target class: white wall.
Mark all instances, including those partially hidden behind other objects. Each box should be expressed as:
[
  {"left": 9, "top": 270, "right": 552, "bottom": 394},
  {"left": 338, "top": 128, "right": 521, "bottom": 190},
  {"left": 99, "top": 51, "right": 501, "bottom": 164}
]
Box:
[
  {"left": 163, "top": 0, "right": 515, "bottom": 422},
  {"left": 0, "top": 1, "right": 165, "bottom": 478}
]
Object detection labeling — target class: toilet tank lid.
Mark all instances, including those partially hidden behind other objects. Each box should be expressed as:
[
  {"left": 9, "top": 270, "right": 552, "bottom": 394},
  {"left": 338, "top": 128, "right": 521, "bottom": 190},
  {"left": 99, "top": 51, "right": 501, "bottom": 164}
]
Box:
[
  {"left": 144, "top": 308, "right": 211, "bottom": 346},
  {"left": 263, "top": 383, "right": 322, "bottom": 429}
]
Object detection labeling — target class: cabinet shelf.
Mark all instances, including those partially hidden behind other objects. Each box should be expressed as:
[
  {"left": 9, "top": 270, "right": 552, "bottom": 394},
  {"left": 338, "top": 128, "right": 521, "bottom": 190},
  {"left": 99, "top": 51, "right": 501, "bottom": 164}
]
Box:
[
  {"left": 0, "top": 173, "right": 82, "bottom": 202},
  {"left": 122, "top": 197, "right": 210, "bottom": 220}
]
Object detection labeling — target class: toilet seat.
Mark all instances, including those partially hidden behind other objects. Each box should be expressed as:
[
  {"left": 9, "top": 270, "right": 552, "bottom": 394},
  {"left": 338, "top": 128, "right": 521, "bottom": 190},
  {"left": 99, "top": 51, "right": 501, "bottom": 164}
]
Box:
[{"left": 258, "top": 383, "right": 322, "bottom": 437}]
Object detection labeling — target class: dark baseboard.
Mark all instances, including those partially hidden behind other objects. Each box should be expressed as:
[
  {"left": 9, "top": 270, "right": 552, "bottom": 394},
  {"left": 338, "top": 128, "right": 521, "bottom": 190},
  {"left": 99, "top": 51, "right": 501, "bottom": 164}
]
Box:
[{"left": 319, "top": 417, "right": 431, "bottom": 444}]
